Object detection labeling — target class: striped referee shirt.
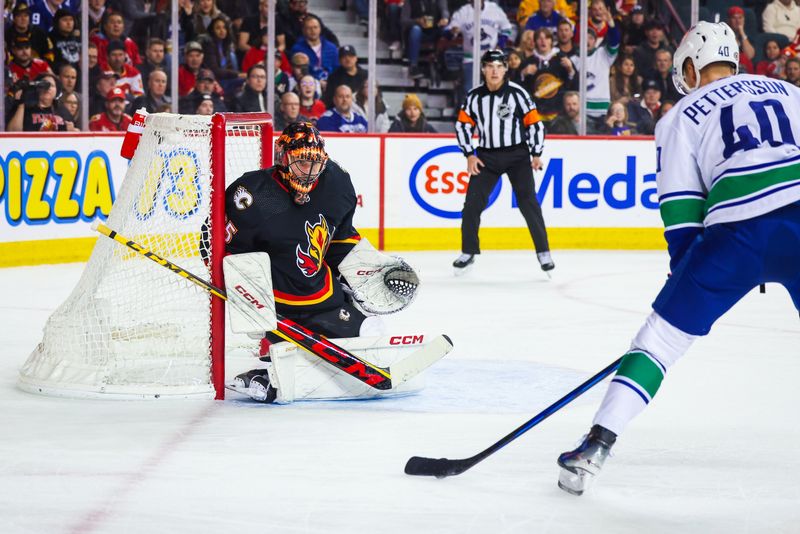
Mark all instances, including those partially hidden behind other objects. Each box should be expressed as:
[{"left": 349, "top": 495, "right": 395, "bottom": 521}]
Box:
[{"left": 455, "top": 81, "right": 545, "bottom": 158}]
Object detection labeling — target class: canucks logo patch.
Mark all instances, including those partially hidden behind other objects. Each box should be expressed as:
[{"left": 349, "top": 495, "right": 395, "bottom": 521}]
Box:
[
  {"left": 233, "top": 186, "right": 253, "bottom": 210},
  {"left": 296, "top": 214, "right": 332, "bottom": 277}
]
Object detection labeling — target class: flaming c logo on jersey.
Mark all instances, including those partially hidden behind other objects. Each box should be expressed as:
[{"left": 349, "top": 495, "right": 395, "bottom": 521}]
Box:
[{"left": 296, "top": 214, "right": 332, "bottom": 277}]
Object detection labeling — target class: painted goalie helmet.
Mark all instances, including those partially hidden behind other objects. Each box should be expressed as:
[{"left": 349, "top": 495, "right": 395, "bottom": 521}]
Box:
[{"left": 274, "top": 121, "right": 329, "bottom": 204}]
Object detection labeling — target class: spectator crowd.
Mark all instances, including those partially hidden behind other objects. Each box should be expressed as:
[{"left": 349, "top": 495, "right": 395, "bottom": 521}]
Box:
[{"left": 4, "top": 0, "right": 800, "bottom": 134}]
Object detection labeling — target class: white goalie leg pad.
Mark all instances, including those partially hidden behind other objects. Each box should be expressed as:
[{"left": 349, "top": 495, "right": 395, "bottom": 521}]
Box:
[
  {"left": 267, "top": 333, "right": 435, "bottom": 403},
  {"left": 337, "top": 239, "right": 420, "bottom": 315},
  {"left": 223, "top": 252, "right": 278, "bottom": 334}
]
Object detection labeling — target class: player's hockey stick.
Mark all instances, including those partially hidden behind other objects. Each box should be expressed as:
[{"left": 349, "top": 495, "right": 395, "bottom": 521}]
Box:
[
  {"left": 93, "top": 221, "right": 452, "bottom": 391},
  {"left": 404, "top": 357, "right": 622, "bottom": 477}
]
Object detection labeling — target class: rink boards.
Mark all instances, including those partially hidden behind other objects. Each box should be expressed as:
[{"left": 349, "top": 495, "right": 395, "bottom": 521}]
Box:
[{"left": 0, "top": 132, "right": 663, "bottom": 267}]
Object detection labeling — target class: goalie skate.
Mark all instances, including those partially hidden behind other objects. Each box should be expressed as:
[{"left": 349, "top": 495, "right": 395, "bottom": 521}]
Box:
[
  {"left": 226, "top": 369, "right": 277, "bottom": 403},
  {"left": 557, "top": 425, "right": 616, "bottom": 496}
]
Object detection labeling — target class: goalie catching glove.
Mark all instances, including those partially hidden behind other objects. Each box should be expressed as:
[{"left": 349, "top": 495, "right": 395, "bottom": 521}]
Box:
[{"left": 337, "top": 239, "right": 420, "bottom": 315}]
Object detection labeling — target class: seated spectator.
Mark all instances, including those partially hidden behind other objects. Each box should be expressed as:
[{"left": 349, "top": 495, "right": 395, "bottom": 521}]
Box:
[
  {"left": 601, "top": 100, "right": 637, "bottom": 136},
  {"left": 626, "top": 79, "right": 660, "bottom": 135},
  {"left": 762, "top": 0, "right": 800, "bottom": 42},
  {"left": 518, "top": 29, "right": 536, "bottom": 61},
  {"left": 8, "top": 35, "right": 52, "bottom": 89},
  {"left": 289, "top": 15, "right": 339, "bottom": 83},
  {"left": 58, "top": 90, "right": 81, "bottom": 129},
  {"left": 727, "top": 7, "right": 755, "bottom": 74},
  {"left": 756, "top": 39, "right": 785, "bottom": 78},
  {"left": 621, "top": 4, "right": 646, "bottom": 56},
  {"left": 139, "top": 39, "right": 171, "bottom": 95},
  {"left": 232, "top": 64, "right": 269, "bottom": 112},
  {"left": 132, "top": 69, "right": 172, "bottom": 113},
  {"left": 278, "top": 0, "right": 339, "bottom": 51},
  {"left": 645, "top": 49, "right": 681, "bottom": 103},
  {"left": 179, "top": 68, "right": 226, "bottom": 112},
  {"left": 194, "top": 92, "right": 216, "bottom": 115},
  {"left": 657, "top": 100, "right": 675, "bottom": 123},
  {"left": 517, "top": 0, "right": 575, "bottom": 27},
  {"left": 546, "top": 90, "right": 580, "bottom": 135},
  {"left": 445, "top": 0, "right": 513, "bottom": 95},
  {"left": 239, "top": 0, "right": 283, "bottom": 55},
  {"left": 352, "top": 79, "right": 389, "bottom": 132},
  {"left": 323, "top": 45, "right": 367, "bottom": 107},
  {"left": 525, "top": 0, "right": 566, "bottom": 34},
  {"left": 90, "top": 87, "right": 133, "bottom": 131},
  {"left": 6, "top": 3, "right": 53, "bottom": 63},
  {"left": 107, "top": 40, "right": 145, "bottom": 98},
  {"left": 610, "top": 53, "right": 642, "bottom": 104},
  {"left": 389, "top": 93, "right": 437, "bottom": 133},
  {"left": 8, "top": 72, "right": 75, "bottom": 131},
  {"left": 316, "top": 84, "right": 367, "bottom": 132},
  {"left": 297, "top": 74, "right": 326, "bottom": 121},
  {"left": 30, "top": 0, "right": 77, "bottom": 32},
  {"left": 58, "top": 64, "right": 79, "bottom": 100},
  {"left": 49, "top": 8, "right": 80, "bottom": 70},
  {"left": 203, "top": 15, "right": 246, "bottom": 96},
  {"left": 91, "top": 12, "right": 142, "bottom": 70},
  {"left": 178, "top": 41, "right": 207, "bottom": 97},
  {"left": 118, "top": 0, "right": 164, "bottom": 44},
  {"left": 273, "top": 91, "right": 310, "bottom": 130},
  {"left": 87, "top": 42, "right": 102, "bottom": 81},
  {"left": 88, "top": 0, "right": 107, "bottom": 33},
  {"left": 633, "top": 18, "right": 672, "bottom": 80},
  {"left": 507, "top": 49, "right": 524, "bottom": 83},
  {"left": 555, "top": 18, "right": 576, "bottom": 62},
  {"left": 179, "top": 0, "right": 231, "bottom": 43},
  {"left": 575, "top": 0, "right": 610, "bottom": 44},
  {"left": 520, "top": 27, "right": 576, "bottom": 123},
  {"left": 785, "top": 57, "right": 800, "bottom": 87},
  {"left": 89, "top": 70, "right": 116, "bottom": 116},
  {"left": 242, "top": 29, "right": 292, "bottom": 74},
  {"left": 288, "top": 52, "right": 321, "bottom": 94},
  {"left": 401, "top": 0, "right": 450, "bottom": 79}
]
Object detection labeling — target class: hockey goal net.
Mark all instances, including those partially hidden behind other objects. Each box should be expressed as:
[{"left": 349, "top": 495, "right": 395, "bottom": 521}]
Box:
[{"left": 19, "top": 112, "right": 273, "bottom": 400}]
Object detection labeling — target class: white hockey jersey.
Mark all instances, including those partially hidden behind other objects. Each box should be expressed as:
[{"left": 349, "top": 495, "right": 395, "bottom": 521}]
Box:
[
  {"left": 445, "top": 1, "right": 513, "bottom": 63},
  {"left": 656, "top": 73, "right": 800, "bottom": 239}
]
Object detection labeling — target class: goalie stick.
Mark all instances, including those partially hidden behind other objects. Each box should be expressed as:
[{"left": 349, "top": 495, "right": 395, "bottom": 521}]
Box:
[
  {"left": 404, "top": 358, "right": 621, "bottom": 478},
  {"left": 92, "top": 221, "right": 453, "bottom": 391}
]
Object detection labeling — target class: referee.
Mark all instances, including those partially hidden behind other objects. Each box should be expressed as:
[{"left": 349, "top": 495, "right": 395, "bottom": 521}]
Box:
[{"left": 453, "top": 49, "right": 554, "bottom": 274}]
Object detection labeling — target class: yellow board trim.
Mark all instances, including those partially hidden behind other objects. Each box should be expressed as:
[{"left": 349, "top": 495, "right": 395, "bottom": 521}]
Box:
[
  {"left": 0, "top": 227, "right": 665, "bottom": 267},
  {"left": 383, "top": 227, "right": 667, "bottom": 251}
]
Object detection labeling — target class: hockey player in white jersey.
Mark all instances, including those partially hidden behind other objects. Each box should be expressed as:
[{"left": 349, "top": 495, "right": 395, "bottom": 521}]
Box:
[{"left": 557, "top": 21, "right": 800, "bottom": 496}]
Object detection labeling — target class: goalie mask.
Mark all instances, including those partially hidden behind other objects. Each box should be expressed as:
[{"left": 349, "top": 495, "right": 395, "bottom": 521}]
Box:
[{"left": 275, "top": 122, "right": 329, "bottom": 204}]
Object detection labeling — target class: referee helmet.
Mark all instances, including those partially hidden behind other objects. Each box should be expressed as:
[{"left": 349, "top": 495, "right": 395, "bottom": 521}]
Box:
[{"left": 480, "top": 49, "right": 508, "bottom": 67}]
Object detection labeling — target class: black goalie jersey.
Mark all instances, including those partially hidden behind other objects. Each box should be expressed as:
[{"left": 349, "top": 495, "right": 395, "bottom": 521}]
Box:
[{"left": 224, "top": 159, "right": 361, "bottom": 315}]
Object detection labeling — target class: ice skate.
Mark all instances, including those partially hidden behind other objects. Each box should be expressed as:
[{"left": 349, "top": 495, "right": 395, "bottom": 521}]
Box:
[
  {"left": 557, "top": 425, "right": 616, "bottom": 496},
  {"left": 537, "top": 251, "right": 555, "bottom": 278},
  {"left": 452, "top": 253, "right": 475, "bottom": 276},
  {"left": 227, "top": 369, "right": 277, "bottom": 403}
]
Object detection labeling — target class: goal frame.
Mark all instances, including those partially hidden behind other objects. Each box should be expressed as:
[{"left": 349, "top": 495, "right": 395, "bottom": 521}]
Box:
[{"left": 210, "top": 113, "right": 273, "bottom": 399}]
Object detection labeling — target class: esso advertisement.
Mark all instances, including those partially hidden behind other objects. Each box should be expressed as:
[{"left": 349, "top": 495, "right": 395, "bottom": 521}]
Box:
[{"left": 385, "top": 137, "right": 662, "bottom": 228}]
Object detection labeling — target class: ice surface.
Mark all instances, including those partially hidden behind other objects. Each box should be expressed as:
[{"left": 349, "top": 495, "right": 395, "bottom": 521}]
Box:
[{"left": 1, "top": 250, "right": 798, "bottom": 534}]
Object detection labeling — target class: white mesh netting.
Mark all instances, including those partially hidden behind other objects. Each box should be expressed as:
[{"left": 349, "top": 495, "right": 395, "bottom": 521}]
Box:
[{"left": 19, "top": 113, "right": 271, "bottom": 399}]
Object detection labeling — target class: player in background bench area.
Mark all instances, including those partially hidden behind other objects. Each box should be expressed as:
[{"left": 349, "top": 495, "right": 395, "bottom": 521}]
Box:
[
  {"left": 221, "top": 122, "right": 419, "bottom": 402},
  {"left": 557, "top": 21, "right": 800, "bottom": 497}
]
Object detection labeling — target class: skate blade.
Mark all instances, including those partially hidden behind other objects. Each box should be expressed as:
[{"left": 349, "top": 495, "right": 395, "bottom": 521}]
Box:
[
  {"left": 557, "top": 466, "right": 591, "bottom": 496},
  {"left": 453, "top": 264, "right": 474, "bottom": 277}
]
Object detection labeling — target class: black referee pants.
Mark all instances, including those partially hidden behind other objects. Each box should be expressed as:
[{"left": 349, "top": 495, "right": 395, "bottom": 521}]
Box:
[{"left": 461, "top": 144, "right": 550, "bottom": 255}]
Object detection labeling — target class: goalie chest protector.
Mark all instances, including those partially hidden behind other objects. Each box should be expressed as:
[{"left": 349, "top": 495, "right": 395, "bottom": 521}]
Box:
[{"left": 224, "top": 160, "right": 361, "bottom": 314}]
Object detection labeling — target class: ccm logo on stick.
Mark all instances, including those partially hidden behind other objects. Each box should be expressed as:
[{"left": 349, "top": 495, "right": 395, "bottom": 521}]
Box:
[
  {"left": 235, "top": 285, "right": 266, "bottom": 309},
  {"left": 390, "top": 335, "right": 424, "bottom": 345}
]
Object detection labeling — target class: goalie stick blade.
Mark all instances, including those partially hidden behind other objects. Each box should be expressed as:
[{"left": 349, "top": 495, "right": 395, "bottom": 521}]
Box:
[
  {"left": 388, "top": 334, "right": 453, "bottom": 386},
  {"left": 404, "top": 456, "right": 473, "bottom": 478}
]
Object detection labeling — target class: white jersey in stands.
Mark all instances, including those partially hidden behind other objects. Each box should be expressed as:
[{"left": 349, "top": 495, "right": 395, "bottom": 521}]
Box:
[{"left": 656, "top": 73, "right": 800, "bottom": 232}]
